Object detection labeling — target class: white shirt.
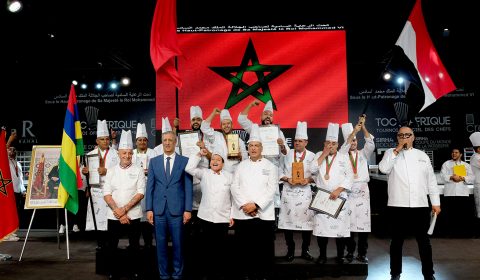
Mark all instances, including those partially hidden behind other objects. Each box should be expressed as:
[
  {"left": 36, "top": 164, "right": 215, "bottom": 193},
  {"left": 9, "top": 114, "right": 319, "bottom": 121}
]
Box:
[
  {"left": 440, "top": 159, "right": 474, "bottom": 196},
  {"left": 470, "top": 153, "right": 480, "bottom": 185},
  {"left": 231, "top": 158, "right": 278, "bottom": 220},
  {"left": 339, "top": 135, "right": 375, "bottom": 183},
  {"left": 185, "top": 154, "right": 233, "bottom": 223},
  {"left": 9, "top": 158, "right": 25, "bottom": 193},
  {"left": 103, "top": 164, "right": 146, "bottom": 220},
  {"left": 379, "top": 148, "right": 440, "bottom": 207},
  {"left": 163, "top": 152, "right": 176, "bottom": 175}
]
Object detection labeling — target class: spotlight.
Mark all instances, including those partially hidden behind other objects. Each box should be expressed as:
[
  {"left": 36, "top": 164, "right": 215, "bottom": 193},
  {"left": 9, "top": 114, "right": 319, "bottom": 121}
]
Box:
[
  {"left": 109, "top": 82, "right": 118, "bottom": 90},
  {"left": 396, "top": 77, "right": 404, "bottom": 84},
  {"left": 7, "top": 0, "right": 22, "bottom": 13},
  {"left": 383, "top": 72, "right": 392, "bottom": 81},
  {"left": 80, "top": 83, "right": 87, "bottom": 89},
  {"left": 72, "top": 80, "right": 78, "bottom": 85},
  {"left": 95, "top": 83, "right": 103, "bottom": 90},
  {"left": 121, "top": 77, "right": 130, "bottom": 86}
]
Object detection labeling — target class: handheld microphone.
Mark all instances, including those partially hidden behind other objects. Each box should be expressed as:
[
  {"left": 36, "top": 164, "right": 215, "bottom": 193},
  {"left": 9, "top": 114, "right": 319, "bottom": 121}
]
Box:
[{"left": 403, "top": 143, "right": 408, "bottom": 150}]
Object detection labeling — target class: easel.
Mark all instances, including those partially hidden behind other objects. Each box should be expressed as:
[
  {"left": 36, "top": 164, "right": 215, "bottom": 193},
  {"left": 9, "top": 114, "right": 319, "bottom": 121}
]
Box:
[{"left": 19, "top": 207, "right": 70, "bottom": 261}]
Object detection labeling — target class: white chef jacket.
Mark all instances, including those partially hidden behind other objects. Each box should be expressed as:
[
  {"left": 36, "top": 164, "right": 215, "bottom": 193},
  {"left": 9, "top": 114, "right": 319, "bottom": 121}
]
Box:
[
  {"left": 310, "top": 152, "right": 353, "bottom": 237},
  {"left": 132, "top": 148, "right": 157, "bottom": 170},
  {"left": 469, "top": 153, "right": 480, "bottom": 217},
  {"left": 278, "top": 149, "right": 315, "bottom": 231},
  {"left": 9, "top": 158, "right": 25, "bottom": 193},
  {"left": 440, "top": 159, "right": 474, "bottom": 197},
  {"left": 103, "top": 164, "right": 145, "bottom": 220},
  {"left": 186, "top": 154, "right": 233, "bottom": 223},
  {"left": 339, "top": 135, "right": 375, "bottom": 232},
  {"left": 230, "top": 158, "right": 278, "bottom": 221},
  {"left": 86, "top": 147, "right": 119, "bottom": 231},
  {"left": 200, "top": 121, "right": 248, "bottom": 174},
  {"left": 237, "top": 114, "right": 289, "bottom": 207},
  {"left": 379, "top": 148, "right": 440, "bottom": 207}
]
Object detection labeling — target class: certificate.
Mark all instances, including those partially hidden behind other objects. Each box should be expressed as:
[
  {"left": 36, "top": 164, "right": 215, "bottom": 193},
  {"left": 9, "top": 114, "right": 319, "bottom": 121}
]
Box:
[
  {"left": 259, "top": 124, "right": 279, "bottom": 157},
  {"left": 87, "top": 154, "right": 100, "bottom": 185},
  {"left": 178, "top": 131, "right": 200, "bottom": 158},
  {"left": 309, "top": 188, "right": 346, "bottom": 218},
  {"left": 453, "top": 165, "right": 467, "bottom": 177}
]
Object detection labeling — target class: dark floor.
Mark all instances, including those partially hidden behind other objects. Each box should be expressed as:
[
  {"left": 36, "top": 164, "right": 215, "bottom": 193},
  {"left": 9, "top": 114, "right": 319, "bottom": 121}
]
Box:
[{"left": 1, "top": 229, "right": 480, "bottom": 280}]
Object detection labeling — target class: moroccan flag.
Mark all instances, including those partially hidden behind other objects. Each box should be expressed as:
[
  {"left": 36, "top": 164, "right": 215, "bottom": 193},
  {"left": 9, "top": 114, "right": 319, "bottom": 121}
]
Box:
[
  {"left": 388, "top": 0, "right": 456, "bottom": 114},
  {"left": 0, "top": 129, "right": 18, "bottom": 240},
  {"left": 58, "top": 85, "right": 84, "bottom": 214},
  {"left": 150, "top": 0, "right": 182, "bottom": 89},
  {"left": 156, "top": 30, "right": 348, "bottom": 130}
]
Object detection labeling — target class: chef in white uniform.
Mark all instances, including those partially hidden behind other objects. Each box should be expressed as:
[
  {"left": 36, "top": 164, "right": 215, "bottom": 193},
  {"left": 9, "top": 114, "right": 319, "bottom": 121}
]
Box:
[
  {"left": 469, "top": 132, "right": 480, "bottom": 219},
  {"left": 278, "top": 121, "right": 315, "bottom": 262},
  {"left": 340, "top": 120, "right": 375, "bottom": 263},
  {"left": 310, "top": 123, "right": 353, "bottom": 264},
  {"left": 201, "top": 108, "right": 248, "bottom": 174},
  {"left": 83, "top": 119, "right": 119, "bottom": 249}
]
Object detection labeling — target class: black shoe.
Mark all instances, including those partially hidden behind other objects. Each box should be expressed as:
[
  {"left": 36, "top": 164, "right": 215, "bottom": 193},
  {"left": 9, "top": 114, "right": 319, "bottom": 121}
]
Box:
[
  {"left": 300, "top": 251, "right": 314, "bottom": 261},
  {"left": 285, "top": 251, "right": 295, "bottom": 262},
  {"left": 345, "top": 253, "right": 354, "bottom": 263},
  {"left": 108, "top": 274, "right": 119, "bottom": 280},
  {"left": 129, "top": 273, "right": 142, "bottom": 280},
  {"left": 335, "top": 256, "right": 345, "bottom": 264},
  {"left": 390, "top": 275, "right": 400, "bottom": 280},
  {"left": 315, "top": 256, "right": 327, "bottom": 264},
  {"left": 356, "top": 255, "right": 368, "bottom": 263},
  {"left": 424, "top": 276, "right": 436, "bottom": 280}
]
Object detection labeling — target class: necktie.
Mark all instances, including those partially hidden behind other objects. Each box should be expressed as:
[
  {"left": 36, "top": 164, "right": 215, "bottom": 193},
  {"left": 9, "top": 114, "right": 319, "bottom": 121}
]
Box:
[{"left": 166, "top": 157, "right": 171, "bottom": 181}]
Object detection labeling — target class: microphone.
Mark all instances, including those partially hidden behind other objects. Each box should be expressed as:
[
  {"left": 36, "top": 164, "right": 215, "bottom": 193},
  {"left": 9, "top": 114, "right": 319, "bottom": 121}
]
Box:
[{"left": 403, "top": 143, "right": 408, "bottom": 150}]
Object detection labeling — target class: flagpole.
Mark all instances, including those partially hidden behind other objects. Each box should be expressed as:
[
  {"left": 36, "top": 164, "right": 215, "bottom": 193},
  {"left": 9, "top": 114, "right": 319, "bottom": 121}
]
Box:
[{"left": 175, "top": 56, "right": 179, "bottom": 119}]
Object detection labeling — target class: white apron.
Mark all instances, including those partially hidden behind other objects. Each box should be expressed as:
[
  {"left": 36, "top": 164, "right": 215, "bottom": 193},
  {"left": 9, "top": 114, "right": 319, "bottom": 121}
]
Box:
[
  {"left": 278, "top": 149, "right": 315, "bottom": 231},
  {"left": 349, "top": 182, "right": 371, "bottom": 232},
  {"left": 312, "top": 153, "right": 353, "bottom": 237}
]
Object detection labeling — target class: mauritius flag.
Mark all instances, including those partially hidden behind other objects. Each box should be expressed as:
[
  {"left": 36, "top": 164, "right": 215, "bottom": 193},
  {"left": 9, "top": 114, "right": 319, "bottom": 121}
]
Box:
[{"left": 58, "top": 85, "right": 84, "bottom": 214}]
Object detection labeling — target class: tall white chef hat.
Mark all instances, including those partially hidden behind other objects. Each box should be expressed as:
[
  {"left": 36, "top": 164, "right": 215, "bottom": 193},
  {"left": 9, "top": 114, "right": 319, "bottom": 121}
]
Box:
[
  {"left": 211, "top": 146, "right": 227, "bottom": 161},
  {"left": 162, "top": 117, "right": 172, "bottom": 133},
  {"left": 295, "top": 121, "right": 308, "bottom": 140},
  {"left": 263, "top": 100, "right": 273, "bottom": 113},
  {"left": 341, "top": 123, "right": 355, "bottom": 142},
  {"left": 248, "top": 124, "right": 262, "bottom": 143},
  {"left": 190, "top": 106, "right": 203, "bottom": 120},
  {"left": 96, "top": 119, "right": 109, "bottom": 138},
  {"left": 136, "top": 123, "right": 148, "bottom": 139},
  {"left": 470, "top": 132, "right": 480, "bottom": 147},
  {"left": 220, "top": 109, "right": 232, "bottom": 122},
  {"left": 326, "top": 123, "right": 339, "bottom": 142},
  {"left": 118, "top": 130, "right": 133, "bottom": 150}
]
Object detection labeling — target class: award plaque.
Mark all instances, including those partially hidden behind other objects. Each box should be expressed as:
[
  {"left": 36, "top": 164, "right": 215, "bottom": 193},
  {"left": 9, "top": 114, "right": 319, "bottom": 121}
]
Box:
[
  {"left": 227, "top": 134, "right": 240, "bottom": 158},
  {"left": 291, "top": 162, "right": 304, "bottom": 184},
  {"left": 309, "top": 188, "right": 346, "bottom": 218}
]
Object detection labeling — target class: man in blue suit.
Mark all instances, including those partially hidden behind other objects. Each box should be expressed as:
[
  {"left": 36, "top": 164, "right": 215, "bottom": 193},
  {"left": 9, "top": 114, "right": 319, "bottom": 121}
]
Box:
[{"left": 146, "top": 131, "right": 193, "bottom": 280}]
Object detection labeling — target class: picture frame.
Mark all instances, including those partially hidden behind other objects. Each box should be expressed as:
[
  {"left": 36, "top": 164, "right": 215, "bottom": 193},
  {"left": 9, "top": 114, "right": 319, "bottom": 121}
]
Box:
[
  {"left": 25, "top": 145, "right": 63, "bottom": 209},
  {"left": 309, "top": 187, "right": 346, "bottom": 218}
]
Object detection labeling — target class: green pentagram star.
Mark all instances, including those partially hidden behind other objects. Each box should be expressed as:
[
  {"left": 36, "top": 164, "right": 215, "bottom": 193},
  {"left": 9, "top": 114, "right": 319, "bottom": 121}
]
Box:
[
  {"left": 209, "top": 38, "right": 292, "bottom": 110},
  {"left": 0, "top": 170, "right": 12, "bottom": 196}
]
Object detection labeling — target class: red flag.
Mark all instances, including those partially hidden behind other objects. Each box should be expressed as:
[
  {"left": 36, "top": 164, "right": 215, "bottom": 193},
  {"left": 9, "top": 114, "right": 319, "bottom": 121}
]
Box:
[
  {"left": 156, "top": 30, "right": 348, "bottom": 129},
  {"left": 0, "top": 129, "right": 19, "bottom": 241},
  {"left": 394, "top": 0, "right": 456, "bottom": 111},
  {"left": 150, "top": 0, "right": 182, "bottom": 89}
]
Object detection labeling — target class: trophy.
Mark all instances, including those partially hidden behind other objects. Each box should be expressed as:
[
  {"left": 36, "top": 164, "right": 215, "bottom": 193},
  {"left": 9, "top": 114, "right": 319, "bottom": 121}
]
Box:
[
  {"left": 291, "top": 162, "right": 304, "bottom": 184},
  {"left": 227, "top": 134, "right": 240, "bottom": 158}
]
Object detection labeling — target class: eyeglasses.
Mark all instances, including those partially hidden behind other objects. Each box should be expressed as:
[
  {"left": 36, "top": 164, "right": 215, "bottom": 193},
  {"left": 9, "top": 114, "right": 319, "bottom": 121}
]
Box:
[{"left": 397, "top": 133, "right": 413, "bottom": 139}]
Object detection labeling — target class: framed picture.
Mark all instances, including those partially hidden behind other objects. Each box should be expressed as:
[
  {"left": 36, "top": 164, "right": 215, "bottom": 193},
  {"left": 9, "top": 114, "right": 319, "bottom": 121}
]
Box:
[
  {"left": 309, "top": 188, "right": 346, "bottom": 218},
  {"left": 25, "top": 145, "right": 63, "bottom": 209}
]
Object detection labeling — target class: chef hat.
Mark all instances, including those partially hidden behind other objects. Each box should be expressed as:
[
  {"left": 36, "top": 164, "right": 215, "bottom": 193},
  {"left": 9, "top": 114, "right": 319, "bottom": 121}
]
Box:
[
  {"left": 136, "top": 123, "right": 148, "bottom": 139},
  {"left": 162, "top": 117, "right": 172, "bottom": 133},
  {"left": 118, "top": 130, "right": 133, "bottom": 150},
  {"left": 96, "top": 119, "right": 109, "bottom": 138},
  {"left": 295, "top": 121, "right": 308, "bottom": 140},
  {"left": 263, "top": 100, "right": 273, "bottom": 113},
  {"left": 220, "top": 109, "right": 232, "bottom": 122},
  {"left": 470, "top": 132, "right": 480, "bottom": 147},
  {"left": 190, "top": 106, "right": 203, "bottom": 120},
  {"left": 211, "top": 146, "right": 226, "bottom": 161},
  {"left": 248, "top": 124, "right": 262, "bottom": 143},
  {"left": 341, "top": 123, "right": 355, "bottom": 142},
  {"left": 325, "top": 123, "right": 339, "bottom": 142}
]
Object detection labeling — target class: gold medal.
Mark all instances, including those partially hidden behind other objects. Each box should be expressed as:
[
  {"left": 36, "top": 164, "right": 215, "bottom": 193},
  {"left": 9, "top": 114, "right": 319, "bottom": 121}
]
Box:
[
  {"left": 354, "top": 173, "right": 358, "bottom": 179},
  {"left": 324, "top": 174, "right": 330, "bottom": 180}
]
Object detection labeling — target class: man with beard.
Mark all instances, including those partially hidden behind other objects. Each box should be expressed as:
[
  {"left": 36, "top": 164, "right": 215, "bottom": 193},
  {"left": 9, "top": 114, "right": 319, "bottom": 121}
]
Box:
[
  {"left": 201, "top": 108, "right": 247, "bottom": 174},
  {"left": 238, "top": 100, "right": 289, "bottom": 224}
]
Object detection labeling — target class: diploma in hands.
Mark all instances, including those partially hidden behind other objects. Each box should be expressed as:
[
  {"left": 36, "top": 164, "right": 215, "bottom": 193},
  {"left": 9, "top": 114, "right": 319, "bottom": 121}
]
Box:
[
  {"left": 178, "top": 131, "right": 200, "bottom": 158},
  {"left": 87, "top": 154, "right": 100, "bottom": 185},
  {"left": 309, "top": 188, "right": 346, "bottom": 218},
  {"left": 259, "top": 124, "right": 280, "bottom": 157}
]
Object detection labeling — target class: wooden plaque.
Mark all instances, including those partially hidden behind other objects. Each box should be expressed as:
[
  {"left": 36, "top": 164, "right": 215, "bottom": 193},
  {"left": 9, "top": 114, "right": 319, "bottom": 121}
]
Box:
[
  {"left": 291, "top": 162, "right": 304, "bottom": 184},
  {"left": 227, "top": 134, "right": 240, "bottom": 158}
]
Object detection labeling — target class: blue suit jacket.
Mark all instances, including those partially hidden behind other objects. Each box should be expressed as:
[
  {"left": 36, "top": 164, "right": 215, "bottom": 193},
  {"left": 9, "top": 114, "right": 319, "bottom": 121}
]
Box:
[{"left": 146, "top": 153, "right": 193, "bottom": 216}]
